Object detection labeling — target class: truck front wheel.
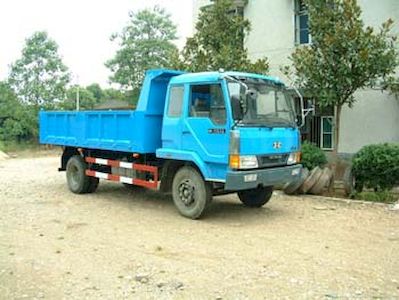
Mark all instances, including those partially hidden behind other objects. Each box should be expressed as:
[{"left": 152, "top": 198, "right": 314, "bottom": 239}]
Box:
[
  {"left": 172, "top": 166, "right": 212, "bottom": 219},
  {"left": 238, "top": 186, "right": 273, "bottom": 207},
  {"left": 66, "top": 155, "right": 91, "bottom": 194}
]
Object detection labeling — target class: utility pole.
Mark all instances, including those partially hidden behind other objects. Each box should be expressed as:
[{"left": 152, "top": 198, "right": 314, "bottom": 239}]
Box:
[{"left": 76, "top": 75, "right": 80, "bottom": 111}]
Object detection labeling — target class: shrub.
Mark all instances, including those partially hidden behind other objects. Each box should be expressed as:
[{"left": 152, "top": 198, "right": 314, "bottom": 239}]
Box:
[
  {"left": 355, "top": 191, "right": 397, "bottom": 203},
  {"left": 352, "top": 143, "right": 399, "bottom": 191},
  {"left": 300, "top": 141, "right": 327, "bottom": 170}
]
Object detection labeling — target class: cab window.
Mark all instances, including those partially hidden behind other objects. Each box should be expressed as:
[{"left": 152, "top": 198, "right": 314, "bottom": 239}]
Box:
[
  {"left": 167, "top": 85, "right": 184, "bottom": 117},
  {"left": 189, "top": 84, "right": 226, "bottom": 125}
]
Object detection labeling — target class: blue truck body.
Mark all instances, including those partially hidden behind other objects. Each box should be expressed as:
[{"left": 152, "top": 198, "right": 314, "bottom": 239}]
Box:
[
  {"left": 40, "top": 70, "right": 183, "bottom": 153},
  {"left": 39, "top": 69, "right": 302, "bottom": 219}
]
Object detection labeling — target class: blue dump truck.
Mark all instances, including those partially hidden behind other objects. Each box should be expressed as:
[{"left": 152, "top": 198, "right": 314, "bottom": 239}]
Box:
[{"left": 40, "top": 69, "right": 303, "bottom": 219}]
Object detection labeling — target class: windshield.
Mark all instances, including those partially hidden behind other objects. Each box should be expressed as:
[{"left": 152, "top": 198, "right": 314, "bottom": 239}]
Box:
[{"left": 227, "top": 78, "right": 296, "bottom": 127}]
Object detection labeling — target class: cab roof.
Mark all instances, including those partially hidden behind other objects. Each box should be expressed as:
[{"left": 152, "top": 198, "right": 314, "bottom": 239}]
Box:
[{"left": 169, "top": 70, "right": 284, "bottom": 85}]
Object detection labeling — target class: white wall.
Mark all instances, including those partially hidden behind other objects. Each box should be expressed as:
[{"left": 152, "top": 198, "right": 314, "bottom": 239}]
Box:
[
  {"left": 339, "top": 91, "right": 399, "bottom": 153},
  {"left": 244, "top": 0, "right": 399, "bottom": 153},
  {"left": 192, "top": 0, "right": 399, "bottom": 153},
  {"left": 244, "top": 0, "right": 295, "bottom": 81}
]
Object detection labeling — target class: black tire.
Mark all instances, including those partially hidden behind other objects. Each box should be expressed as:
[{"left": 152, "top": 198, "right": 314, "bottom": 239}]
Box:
[
  {"left": 343, "top": 166, "right": 362, "bottom": 195},
  {"left": 283, "top": 168, "right": 309, "bottom": 195},
  {"left": 87, "top": 177, "right": 99, "bottom": 193},
  {"left": 238, "top": 186, "right": 273, "bottom": 207},
  {"left": 172, "top": 166, "right": 212, "bottom": 219},
  {"left": 66, "top": 155, "right": 91, "bottom": 194}
]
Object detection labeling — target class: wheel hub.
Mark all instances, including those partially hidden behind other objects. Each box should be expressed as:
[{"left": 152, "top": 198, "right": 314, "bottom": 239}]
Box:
[
  {"left": 70, "top": 165, "right": 80, "bottom": 184},
  {"left": 178, "top": 180, "right": 195, "bottom": 206}
]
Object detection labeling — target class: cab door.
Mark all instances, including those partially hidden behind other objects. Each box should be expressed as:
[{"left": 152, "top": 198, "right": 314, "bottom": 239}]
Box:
[
  {"left": 181, "top": 82, "right": 230, "bottom": 179},
  {"left": 162, "top": 85, "right": 186, "bottom": 149}
]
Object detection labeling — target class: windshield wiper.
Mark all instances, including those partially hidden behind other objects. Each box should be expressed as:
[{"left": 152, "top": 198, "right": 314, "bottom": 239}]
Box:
[
  {"left": 239, "top": 121, "right": 273, "bottom": 128},
  {"left": 267, "top": 120, "right": 296, "bottom": 128},
  {"left": 242, "top": 118, "right": 295, "bottom": 128}
]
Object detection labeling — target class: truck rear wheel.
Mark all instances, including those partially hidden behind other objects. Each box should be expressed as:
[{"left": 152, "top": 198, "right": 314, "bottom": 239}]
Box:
[
  {"left": 66, "top": 155, "right": 91, "bottom": 194},
  {"left": 172, "top": 166, "right": 212, "bottom": 219},
  {"left": 87, "top": 177, "right": 99, "bottom": 193},
  {"left": 238, "top": 186, "right": 273, "bottom": 207}
]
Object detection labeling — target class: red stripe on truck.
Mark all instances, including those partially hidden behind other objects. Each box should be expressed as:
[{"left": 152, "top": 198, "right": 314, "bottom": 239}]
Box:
[{"left": 84, "top": 156, "right": 158, "bottom": 189}]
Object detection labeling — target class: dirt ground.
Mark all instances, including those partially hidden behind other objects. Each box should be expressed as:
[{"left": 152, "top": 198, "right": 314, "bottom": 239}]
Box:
[{"left": 0, "top": 155, "right": 398, "bottom": 300}]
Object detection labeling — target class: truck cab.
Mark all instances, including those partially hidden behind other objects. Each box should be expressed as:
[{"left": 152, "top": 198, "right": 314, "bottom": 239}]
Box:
[{"left": 157, "top": 71, "right": 301, "bottom": 200}]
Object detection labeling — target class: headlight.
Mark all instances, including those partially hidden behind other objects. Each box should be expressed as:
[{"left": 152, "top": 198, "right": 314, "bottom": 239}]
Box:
[
  {"left": 229, "top": 155, "right": 258, "bottom": 169},
  {"left": 287, "top": 152, "right": 301, "bottom": 165}
]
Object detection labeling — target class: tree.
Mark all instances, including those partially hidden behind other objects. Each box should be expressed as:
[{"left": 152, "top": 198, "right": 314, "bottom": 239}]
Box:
[
  {"left": 284, "top": 0, "right": 398, "bottom": 154},
  {"left": 0, "top": 82, "right": 37, "bottom": 141},
  {"left": 8, "top": 31, "right": 70, "bottom": 109},
  {"left": 179, "top": 0, "right": 268, "bottom": 74},
  {"left": 58, "top": 85, "right": 135, "bottom": 110},
  {"left": 384, "top": 76, "right": 399, "bottom": 99},
  {"left": 103, "top": 88, "right": 137, "bottom": 106},
  {"left": 86, "top": 83, "right": 104, "bottom": 103},
  {"left": 59, "top": 86, "right": 97, "bottom": 110},
  {"left": 106, "top": 6, "right": 179, "bottom": 90}
]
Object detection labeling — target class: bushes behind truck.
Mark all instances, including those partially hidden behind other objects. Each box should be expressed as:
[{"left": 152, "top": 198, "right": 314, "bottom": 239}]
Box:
[
  {"left": 352, "top": 143, "right": 399, "bottom": 192},
  {"left": 300, "top": 141, "right": 327, "bottom": 170}
]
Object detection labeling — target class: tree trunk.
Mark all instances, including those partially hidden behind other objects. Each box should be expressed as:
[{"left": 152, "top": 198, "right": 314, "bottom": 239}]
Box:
[{"left": 333, "top": 104, "right": 342, "bottom": 155}]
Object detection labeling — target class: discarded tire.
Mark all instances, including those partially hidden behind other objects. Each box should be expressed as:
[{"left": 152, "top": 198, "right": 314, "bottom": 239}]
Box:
[
  {"left": 324, "top": 168, "right": 334, "bottom": 192},
  {"left": 300, "top": 167, "right": 323, "bottom": 194},
  {"left": 283, "top": 168, "right": 309, "bottom": 195},
  {"left": 309, "top": 167, "right": 331, "bottom": 195},
  {"left": 343, "top": 166, "right": 355, "bottom": 196}
]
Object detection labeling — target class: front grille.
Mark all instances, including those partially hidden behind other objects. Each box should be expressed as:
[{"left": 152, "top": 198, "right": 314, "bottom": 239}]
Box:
[{"left": 258, "top": 154, "right": 288, "bottom": 168}]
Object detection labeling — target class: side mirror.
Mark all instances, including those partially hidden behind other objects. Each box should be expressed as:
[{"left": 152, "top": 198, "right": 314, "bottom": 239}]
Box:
[
  {"left": 244, "top": 89, "right": 257, "bottom": 111},
  {"left": 231, "top": 95, "right": 243, "bottom": 120},
  {"left": 245, "top": 89, "right": 257, "bottom": 100}
]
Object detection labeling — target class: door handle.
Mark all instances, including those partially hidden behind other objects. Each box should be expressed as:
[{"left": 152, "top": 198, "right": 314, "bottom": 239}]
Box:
[{"left": 182, "top": 130, "right": 191, "bottom": 135}]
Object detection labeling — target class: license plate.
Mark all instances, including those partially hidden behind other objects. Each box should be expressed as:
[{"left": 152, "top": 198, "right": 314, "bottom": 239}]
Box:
[{"left": 244, "top": 174, "right": 257, "bottom": 182}]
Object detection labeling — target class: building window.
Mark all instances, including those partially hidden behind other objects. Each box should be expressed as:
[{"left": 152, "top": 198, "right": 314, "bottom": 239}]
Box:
[
  {"left": 295, "top": 0, "right": 310, "bottom": 44},
  {"left": 321, "top": 116, "right": 334, "bottom": 150},
  {"left": 167, "top": 85, "right": 184, "bottom": 117},
  {"left": 189, "top": 84, "right": 226, "bottom": 125},
  {"left": 294, "top": 97, "right": 335, "bottom": 150}
]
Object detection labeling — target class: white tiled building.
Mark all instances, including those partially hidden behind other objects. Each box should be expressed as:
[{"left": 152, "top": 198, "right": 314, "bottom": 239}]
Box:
[{"left": 193, "top": 0, "right": 399, "bottom": 154}]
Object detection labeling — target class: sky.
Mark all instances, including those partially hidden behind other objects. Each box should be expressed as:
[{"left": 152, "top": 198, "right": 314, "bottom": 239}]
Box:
[{"left": 0, "top": 0, "right": 193, "bottom": 87}]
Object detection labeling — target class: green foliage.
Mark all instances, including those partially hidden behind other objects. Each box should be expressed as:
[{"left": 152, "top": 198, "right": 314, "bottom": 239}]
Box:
[
  {"left": 354, "top": 191, "right": 396, "bottom": 203},
  {"left": 8, "top": 31, "right": 70, "bottom": 108},
  {"left": 179, "top": 0, "right": 268, "bottom": 73},
  {"left": 59, "top": 86, "right": 97, "bottom": 110},
  {"left": 58, "top": 85, "right": 134, "bottom": 110},
  {"left": 102, "top": 88, "right": 136, "bottom": 106},
  {"left": 0, "top": 82, "right": 37, "bottom": 141},
  {"left": 283, "top": 0, "right": 398, "bottom": 152},
  {"left": 352, "top": 143, "right": 399, "bottom": 191},
  {"left": 300, "top": 141, "right": 327, "bottom": 170},
  {"left": 86, "top": 83, "right": 104, "bottom": 102},
  {"left": 106, "top": 6, "right": 178, "bottom": 90},
  {"left": 383, "top": 76, "right": 399, "bottom": 99}
]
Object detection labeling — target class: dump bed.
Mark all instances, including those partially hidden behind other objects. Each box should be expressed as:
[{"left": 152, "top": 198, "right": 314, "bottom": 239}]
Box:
[{"left": 39, "top": 69, "right": 184, "bottom": 154}]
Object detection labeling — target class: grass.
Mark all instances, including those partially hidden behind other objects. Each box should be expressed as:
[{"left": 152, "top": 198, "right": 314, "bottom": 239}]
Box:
[
  {"left": 0, "top": 140, "right": 61, "bottom": 158},
  {"left": 354, "top": 190, "right": 398, "bottom": 204},
  {"left": 0, "top": 140, "right": 40, "bottom": 152}
]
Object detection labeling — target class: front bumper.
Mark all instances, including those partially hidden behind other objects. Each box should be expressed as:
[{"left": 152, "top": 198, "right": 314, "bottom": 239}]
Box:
[{"left": 224, "top": 164, "right": 302, "bottom": 191}]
